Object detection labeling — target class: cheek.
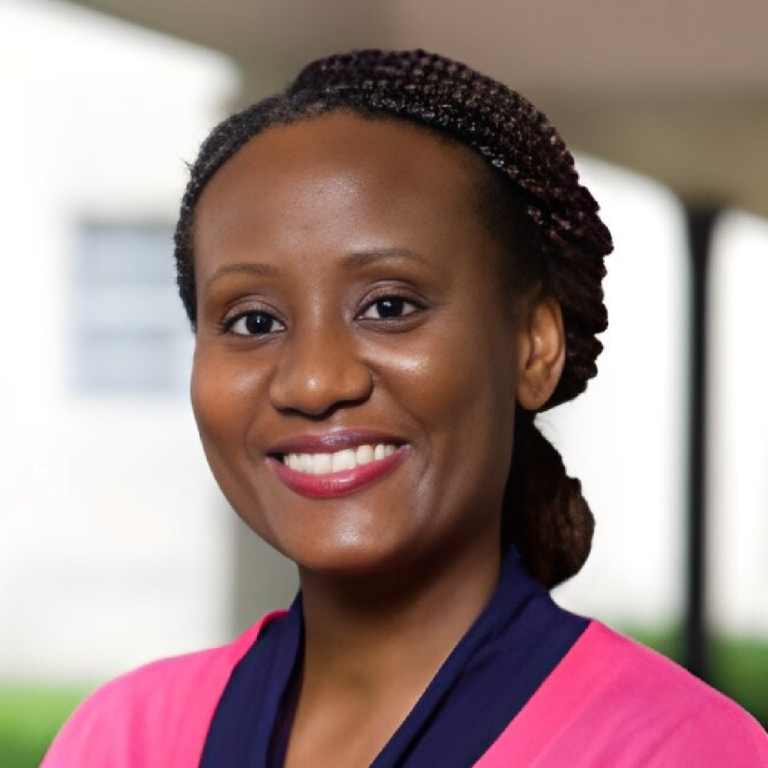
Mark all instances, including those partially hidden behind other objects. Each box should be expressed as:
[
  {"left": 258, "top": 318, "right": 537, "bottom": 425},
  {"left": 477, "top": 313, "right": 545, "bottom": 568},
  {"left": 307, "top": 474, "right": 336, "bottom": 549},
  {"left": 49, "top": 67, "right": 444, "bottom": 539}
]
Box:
[
  {"left": 370, "top": 314, "right": 517, "bottom": 452},
  {"left": 191, "top": 346, "right": 281, "bottom": 542},
  {"left": 367, "top": 325, "right": 516, "bottom": 551},
  {"left": 190, "top": 347, "right": 262, "bottom": 457}
]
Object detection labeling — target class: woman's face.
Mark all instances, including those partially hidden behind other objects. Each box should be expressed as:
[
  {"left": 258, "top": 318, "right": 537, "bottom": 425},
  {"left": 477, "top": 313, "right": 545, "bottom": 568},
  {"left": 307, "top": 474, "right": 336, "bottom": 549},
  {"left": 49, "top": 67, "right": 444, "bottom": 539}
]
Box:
[{"left": 191, "top": 112, "right": 533, "bottom": 578}]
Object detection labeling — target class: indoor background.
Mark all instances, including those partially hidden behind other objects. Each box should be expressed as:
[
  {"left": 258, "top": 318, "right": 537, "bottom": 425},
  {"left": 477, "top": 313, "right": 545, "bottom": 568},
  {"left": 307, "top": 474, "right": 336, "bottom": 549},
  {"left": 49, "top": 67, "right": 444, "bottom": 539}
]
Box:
[{"left": 0, "top": 0, "right": 766, "bottom": 764}]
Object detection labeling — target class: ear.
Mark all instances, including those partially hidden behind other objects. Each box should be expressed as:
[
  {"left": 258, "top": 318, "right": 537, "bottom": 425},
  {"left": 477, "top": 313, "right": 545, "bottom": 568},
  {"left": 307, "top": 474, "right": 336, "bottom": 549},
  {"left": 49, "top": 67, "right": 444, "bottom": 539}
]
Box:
[{"left": 515, "top": 294, "right": 566, "bottom": 411}]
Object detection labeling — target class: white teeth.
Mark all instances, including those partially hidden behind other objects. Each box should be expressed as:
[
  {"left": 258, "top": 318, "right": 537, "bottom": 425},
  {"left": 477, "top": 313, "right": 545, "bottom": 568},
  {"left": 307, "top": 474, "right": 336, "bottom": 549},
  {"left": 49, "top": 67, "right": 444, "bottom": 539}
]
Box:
[
  {"left": 332, "top": 449, "right": 356, "bottom": 472},
  {"left": 314, "top": 453, "right": 332, "bottom": 475},
  {"left": 283, "top": 443, "right": 399, "bottom": 475},
  {"left": 356, "top": 444, "right": 374, "bottom": 465},
  {"left": 299, "top": 453, "right": 313, "bottom": 473}
]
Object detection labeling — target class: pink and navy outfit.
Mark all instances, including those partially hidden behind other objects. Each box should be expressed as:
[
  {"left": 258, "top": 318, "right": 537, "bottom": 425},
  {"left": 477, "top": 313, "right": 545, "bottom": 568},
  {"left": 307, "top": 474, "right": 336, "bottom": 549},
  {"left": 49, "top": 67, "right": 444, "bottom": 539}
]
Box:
[{"left": 43, "top": 553, "right": 768, "bottom": 767}]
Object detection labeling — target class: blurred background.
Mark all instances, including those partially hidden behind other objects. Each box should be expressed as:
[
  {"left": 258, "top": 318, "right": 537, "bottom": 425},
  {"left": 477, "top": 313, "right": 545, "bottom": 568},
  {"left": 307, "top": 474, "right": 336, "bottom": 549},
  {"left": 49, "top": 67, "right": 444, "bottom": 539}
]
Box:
[{"left": 0, "top": 0, "right": 766, "bottom": 763}]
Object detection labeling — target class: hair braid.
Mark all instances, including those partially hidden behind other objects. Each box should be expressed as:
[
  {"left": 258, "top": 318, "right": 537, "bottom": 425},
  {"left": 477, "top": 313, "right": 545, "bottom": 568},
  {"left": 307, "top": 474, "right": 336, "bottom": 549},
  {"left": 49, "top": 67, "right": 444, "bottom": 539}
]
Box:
[
  {"left": 174, "top": 48, "right": 613, "bottom": 588},
  {"left": 503, "top": 411, "right": 595, "bottom": 589}
]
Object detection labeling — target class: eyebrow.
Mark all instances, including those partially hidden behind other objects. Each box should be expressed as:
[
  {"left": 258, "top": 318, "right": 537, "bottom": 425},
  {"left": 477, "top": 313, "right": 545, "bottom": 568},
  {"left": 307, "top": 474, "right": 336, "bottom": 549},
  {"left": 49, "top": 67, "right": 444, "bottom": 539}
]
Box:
[
  {"left": 205, "top": 262, "right": 278, "bottom": 290},
  {"left": 204, "top": 246, "right": 430, "bottom": 290},
  {"left": 339, "top": 246, "right": 431, "bottom": 269}
]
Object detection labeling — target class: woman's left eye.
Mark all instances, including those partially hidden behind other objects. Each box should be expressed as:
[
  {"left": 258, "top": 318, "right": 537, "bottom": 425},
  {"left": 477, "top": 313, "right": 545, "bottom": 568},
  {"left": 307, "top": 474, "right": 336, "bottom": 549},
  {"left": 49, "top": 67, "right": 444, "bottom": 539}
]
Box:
[{"left": 360, "top": 296, "right": 420, "bottom": 320}]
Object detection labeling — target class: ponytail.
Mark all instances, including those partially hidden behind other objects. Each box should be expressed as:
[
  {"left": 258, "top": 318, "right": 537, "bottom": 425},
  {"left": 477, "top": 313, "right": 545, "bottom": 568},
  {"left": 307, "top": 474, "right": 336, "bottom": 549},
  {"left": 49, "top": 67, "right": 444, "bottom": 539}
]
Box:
[{"left": 503, "top": 409, "right": 594, "bottom": 589}]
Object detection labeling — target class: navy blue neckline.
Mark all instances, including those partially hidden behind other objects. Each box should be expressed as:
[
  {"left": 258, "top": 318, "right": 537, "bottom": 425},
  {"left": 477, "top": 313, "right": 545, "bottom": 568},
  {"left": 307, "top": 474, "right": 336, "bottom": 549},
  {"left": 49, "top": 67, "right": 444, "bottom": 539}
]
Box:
[{"left": 200, "top": 553, "right": 587, "bottom": 768}]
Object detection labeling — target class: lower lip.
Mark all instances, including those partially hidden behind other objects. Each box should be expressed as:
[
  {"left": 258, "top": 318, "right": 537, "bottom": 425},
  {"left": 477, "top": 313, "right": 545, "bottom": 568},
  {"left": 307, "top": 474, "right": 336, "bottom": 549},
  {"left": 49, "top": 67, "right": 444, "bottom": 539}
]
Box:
[{"left": 267, "top": 446, "right": 409, "bottom": 499}]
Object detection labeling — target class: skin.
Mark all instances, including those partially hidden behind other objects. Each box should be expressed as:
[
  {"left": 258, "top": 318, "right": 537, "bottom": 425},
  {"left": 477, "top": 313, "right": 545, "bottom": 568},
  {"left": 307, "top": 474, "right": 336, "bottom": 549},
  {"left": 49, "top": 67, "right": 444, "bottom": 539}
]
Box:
[{"left": 191, "top": 112, "right": 565, "bottom": 767}]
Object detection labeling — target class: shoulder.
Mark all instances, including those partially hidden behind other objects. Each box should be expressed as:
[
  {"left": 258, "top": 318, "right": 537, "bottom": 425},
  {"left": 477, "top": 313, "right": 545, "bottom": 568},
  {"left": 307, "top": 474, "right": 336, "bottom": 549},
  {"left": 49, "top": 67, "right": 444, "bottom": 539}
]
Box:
[
  {"left": 41, "top": 611, "right": 285, "bottom": 768},
  {"left": 569, "top": 622, "right": 768, "bottom": 765},
  {"left": 481, "top": 620, "right": 767, "bottom": 768}
]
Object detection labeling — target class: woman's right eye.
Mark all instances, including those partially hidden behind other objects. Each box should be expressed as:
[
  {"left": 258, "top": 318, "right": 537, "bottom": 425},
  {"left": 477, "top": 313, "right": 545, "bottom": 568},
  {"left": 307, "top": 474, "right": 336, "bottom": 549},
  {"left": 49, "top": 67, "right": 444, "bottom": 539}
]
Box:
[{"left": 225, "top": 310, "right": 286, "bottom": 337}]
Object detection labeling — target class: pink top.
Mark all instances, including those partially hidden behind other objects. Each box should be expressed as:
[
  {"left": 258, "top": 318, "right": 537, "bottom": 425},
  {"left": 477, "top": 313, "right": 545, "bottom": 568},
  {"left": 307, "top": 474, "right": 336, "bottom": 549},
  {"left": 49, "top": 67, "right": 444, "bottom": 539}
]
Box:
[{"left": 43, "top": 618, "right": 768, "bottom": 767}]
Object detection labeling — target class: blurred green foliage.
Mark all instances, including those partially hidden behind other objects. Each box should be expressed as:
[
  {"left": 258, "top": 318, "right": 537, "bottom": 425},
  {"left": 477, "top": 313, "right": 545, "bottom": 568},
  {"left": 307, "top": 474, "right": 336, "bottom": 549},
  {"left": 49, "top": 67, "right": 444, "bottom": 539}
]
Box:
[
  {"left": 711, "top": 635, "right": 768, "bottom": 728},
  {"left": 0, "top": 628, "right": 765, "bottom": 766},
  {"left": 0, "top": 685, "right": 90, "bottom": 768}
]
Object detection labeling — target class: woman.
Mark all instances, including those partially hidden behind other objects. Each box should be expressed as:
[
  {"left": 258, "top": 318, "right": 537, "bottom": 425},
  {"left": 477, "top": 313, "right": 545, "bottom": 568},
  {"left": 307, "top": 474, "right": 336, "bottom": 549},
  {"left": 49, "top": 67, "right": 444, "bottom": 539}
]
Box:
[{"left": 44, "top": 49, "right": 767, "bottom": 767}]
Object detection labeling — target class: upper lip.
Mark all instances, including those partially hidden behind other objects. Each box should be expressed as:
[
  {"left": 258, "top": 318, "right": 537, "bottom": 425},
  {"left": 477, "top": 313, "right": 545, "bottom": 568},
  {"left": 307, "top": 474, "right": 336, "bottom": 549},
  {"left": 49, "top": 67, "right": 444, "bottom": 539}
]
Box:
[{"left": 267, "top": 429, "right": 406, "bottom": 456}]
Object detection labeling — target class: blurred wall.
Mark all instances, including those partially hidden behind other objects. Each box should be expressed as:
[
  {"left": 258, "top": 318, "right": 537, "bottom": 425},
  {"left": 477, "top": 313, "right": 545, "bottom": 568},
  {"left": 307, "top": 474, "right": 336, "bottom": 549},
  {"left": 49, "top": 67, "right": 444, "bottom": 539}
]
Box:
[{"left": 0, "top": 0, "right": 287, "bottom": 682}]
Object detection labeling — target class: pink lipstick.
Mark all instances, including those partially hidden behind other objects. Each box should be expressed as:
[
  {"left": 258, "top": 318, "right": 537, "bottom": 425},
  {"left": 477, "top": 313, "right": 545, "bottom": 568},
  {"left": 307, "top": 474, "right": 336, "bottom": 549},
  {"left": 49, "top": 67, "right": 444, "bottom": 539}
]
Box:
[{"left": 266, "top": 431, "right": 409, "bottom": 499}]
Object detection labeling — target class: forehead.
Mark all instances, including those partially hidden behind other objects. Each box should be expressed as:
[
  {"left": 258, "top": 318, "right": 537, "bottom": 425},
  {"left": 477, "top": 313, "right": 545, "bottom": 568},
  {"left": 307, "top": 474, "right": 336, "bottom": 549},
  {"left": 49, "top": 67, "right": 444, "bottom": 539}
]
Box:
[
  {"left": 203, "top": 110, "right": 484, "bottom": 200},
  {"left": 193, "top": 112, "right": 495, "bottom": 266}
]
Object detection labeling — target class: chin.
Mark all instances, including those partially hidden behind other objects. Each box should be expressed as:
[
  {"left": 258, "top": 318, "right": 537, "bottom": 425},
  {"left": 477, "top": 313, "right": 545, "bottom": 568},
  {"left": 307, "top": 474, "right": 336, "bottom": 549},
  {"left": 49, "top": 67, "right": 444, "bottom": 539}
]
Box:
[
  {"left": 258, "top": 520, "right": 421, "bottom": 582},
  {"left": 287, "top": 537, "right": 406, "bottom": 578},
  {"left": 232, "top": 482, "right": 419, "bottom": 572}
]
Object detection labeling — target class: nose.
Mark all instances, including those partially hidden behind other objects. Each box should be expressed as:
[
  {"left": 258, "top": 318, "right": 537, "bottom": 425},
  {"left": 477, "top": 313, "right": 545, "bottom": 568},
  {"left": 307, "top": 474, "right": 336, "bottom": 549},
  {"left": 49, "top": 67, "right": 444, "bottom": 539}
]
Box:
[{"left": 268, "top": 322, "right": 374, "bottom": 417}]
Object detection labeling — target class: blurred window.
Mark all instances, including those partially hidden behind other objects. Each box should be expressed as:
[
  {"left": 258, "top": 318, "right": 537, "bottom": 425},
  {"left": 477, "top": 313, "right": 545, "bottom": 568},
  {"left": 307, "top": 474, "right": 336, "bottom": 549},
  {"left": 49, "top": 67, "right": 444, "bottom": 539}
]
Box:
[{"left": 72, "top": 222, "right": 191, "bottom": 393}]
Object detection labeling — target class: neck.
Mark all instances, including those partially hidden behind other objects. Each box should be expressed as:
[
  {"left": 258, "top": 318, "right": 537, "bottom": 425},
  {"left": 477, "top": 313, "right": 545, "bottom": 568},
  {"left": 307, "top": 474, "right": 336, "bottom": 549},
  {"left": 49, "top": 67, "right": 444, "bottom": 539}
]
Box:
[{"left": 296, "top": 536, "right": 502, "bottom": 704}]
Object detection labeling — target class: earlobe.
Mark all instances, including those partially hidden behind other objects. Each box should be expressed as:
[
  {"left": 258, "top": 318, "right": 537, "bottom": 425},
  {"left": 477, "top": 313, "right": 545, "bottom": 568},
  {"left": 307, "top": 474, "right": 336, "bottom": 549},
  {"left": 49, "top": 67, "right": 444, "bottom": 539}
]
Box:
[{"left": 516, "top": 295, "right": 566, "bottom": 411}]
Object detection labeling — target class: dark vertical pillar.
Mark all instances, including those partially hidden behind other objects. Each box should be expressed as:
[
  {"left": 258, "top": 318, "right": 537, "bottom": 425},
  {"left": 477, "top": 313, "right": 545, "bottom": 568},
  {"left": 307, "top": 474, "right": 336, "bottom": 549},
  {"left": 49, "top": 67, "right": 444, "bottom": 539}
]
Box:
[{"left": 683, "top": 204, "right": 721, "bottom": 681}]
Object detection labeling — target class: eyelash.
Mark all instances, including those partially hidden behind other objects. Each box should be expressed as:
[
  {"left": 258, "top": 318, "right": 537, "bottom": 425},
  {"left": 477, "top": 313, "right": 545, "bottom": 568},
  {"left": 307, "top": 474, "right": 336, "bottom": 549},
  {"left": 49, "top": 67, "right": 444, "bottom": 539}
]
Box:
[
  {"left": 220, "top": 291, "right": 425, "bottom": 337},
  {"left": 358, "top": 291, "right": 424, "bottom": 322}
]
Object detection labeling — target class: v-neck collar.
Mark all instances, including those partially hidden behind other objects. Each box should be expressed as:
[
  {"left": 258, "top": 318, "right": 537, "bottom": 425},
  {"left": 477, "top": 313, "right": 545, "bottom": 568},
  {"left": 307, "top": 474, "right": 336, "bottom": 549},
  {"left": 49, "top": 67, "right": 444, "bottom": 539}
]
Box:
[{"left": 200, "top": 552, "right": 587, "bottom": 767}]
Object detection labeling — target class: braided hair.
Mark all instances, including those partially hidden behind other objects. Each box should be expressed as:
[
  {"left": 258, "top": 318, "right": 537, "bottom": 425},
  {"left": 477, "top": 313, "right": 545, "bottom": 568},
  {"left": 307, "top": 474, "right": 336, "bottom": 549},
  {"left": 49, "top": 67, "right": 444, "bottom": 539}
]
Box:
[{"left": 174, "top": 49, "right": 613, "bottom": 589}]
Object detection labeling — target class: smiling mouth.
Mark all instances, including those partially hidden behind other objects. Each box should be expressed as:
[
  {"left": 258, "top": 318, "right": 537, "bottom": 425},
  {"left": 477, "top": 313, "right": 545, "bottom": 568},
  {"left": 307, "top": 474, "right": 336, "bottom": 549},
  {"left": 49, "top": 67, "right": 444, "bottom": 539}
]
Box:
[
  {"left": 268, "top": 442, "right": 408, "bottom": 499},
  {"left": 274, "top": 442, "right": 399, "bottom": 475}
]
